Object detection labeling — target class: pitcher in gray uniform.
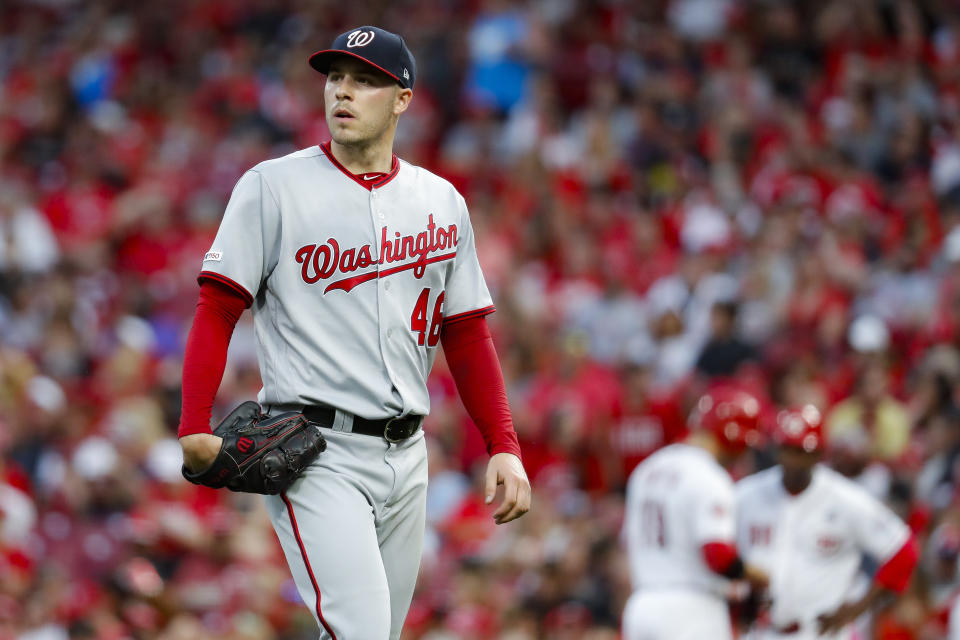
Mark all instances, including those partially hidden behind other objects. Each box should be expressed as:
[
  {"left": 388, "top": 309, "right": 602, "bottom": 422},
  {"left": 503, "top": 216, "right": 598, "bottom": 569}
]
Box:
[{"left": 177, "top": 26, "right": 531, "bottom": 640}]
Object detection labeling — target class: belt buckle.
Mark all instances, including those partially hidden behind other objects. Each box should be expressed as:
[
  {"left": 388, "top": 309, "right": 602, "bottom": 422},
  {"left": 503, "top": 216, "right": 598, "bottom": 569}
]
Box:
[{"left": 383, "top": 417, "right": 407, "bottom": 443}]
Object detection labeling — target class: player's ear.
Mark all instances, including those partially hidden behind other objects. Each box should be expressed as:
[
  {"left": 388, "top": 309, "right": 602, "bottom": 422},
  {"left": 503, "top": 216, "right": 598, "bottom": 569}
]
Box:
[{"left": 393, "top": 87, "right": 412, "bottom": 116}]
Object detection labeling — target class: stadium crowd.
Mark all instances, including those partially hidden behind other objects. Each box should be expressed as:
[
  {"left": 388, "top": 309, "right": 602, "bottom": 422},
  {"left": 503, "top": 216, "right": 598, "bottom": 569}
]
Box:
[{"left": 3, "top": 0, "right": 960, "bottom": 637}]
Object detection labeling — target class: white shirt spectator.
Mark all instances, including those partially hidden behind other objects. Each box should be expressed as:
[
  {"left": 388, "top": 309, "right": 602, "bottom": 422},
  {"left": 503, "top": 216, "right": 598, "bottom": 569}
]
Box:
[{"left": 0, "top": 205, "right": 59, "bottom": 274}]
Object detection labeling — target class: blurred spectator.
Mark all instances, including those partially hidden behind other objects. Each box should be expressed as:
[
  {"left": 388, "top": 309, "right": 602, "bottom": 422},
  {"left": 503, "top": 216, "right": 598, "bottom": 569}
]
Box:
[
  {"left": 465, "top": 0, "right": 537, "bottom": 114},
  {"left": 827, "top": 362, "right": 912, "bottom": 463},
  {"left": 606, "top": 363, "right": 686, "bottom": 487},
  {"left": 695, "top": 300, "right": 758, "bottom": 379},
  {"left": 0, "top": 180, "right": 59, "bottom": 275}
]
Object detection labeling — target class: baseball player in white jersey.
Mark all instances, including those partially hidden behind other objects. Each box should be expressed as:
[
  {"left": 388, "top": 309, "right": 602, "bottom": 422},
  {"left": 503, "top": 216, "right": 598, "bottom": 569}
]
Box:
[
  {"left": 176, "top": 26, "right": 531, "bottom": 640},
  {"left": 736, "top": 405, "right": 918, "bottom": 640},
  {"left": 622, "top": 386, "right": 768, "bottom": 640}
]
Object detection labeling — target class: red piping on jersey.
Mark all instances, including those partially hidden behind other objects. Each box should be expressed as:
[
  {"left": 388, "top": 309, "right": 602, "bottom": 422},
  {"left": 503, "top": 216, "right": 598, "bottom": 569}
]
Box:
[
  {"left": 875, "top": 535, "right": 918, "bottom": 593},
  {"left": 443, "top": 305, "right": 496, "bottom": 325},
  {"left": 198, "top": 271, "right": 254, "bottom": 307},
  {"left": 282, "top": 493, "right": 339, "bottom": 640},
  {"left": 324, "top": 251, "right": 457, "bottom": 293},
  {"left": 320, "top": 142, "right": 399, "bottom": 190}
]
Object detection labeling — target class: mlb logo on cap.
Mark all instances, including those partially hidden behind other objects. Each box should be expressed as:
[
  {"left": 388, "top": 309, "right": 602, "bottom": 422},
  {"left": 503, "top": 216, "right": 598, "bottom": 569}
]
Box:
[{"left": 309, "top": 26, "right": 417, "bottom": 90}]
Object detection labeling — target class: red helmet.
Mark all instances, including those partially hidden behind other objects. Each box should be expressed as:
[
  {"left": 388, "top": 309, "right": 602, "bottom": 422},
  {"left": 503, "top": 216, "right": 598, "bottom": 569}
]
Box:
[
  {"left": 773, "top": 405, "right": 825, "bottom": 452},
  {"left": 694, "top": 386, "right": 762, "bottom": 451}
]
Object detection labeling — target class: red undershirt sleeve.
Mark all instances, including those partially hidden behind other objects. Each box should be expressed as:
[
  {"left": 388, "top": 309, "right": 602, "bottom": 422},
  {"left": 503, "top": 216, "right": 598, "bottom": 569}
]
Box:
[
  {"left": 177, "top": 280, "right": 248, "bottom": 438},
  {"left": 874, "top": 535, "right": 919, "bottom": 593},
  {"left": 702, "top": 541, "right": 740, "bottom": 575},
  {"left": 440, "top": 316, "right": 522, "bottom": 459}
]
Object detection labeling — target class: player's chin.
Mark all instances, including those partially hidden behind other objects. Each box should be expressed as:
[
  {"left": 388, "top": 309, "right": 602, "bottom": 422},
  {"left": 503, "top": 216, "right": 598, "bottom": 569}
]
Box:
[{"left": 329, "top": 126, "right": 364, "bottom": 145}]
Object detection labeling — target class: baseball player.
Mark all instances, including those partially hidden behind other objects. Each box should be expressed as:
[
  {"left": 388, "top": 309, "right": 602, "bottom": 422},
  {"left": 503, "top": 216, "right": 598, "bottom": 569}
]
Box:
[
  {"left": 176, "top": 26, "right": 531, "bottom": 640},
  {"left": 621, "top": 386, "right": 768, "bottom": 640},
  {"left": 736, "top": 405, "right": 918, "bottom": 639}
]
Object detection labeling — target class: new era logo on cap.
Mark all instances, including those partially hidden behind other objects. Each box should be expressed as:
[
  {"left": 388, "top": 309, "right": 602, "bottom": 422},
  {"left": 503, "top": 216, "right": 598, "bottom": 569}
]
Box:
[{"left": 309, "top": 25, "right": 417, "bottom": 89}]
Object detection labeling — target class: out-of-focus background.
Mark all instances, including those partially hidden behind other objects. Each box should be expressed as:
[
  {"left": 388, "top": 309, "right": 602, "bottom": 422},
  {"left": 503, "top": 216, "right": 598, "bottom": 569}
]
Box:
[{"left": 3, "top": 0, "right": 960, "bottom": 638}]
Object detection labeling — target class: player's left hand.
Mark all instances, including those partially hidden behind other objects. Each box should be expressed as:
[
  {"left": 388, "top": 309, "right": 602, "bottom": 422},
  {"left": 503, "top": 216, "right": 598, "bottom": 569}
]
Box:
[
  {"left": 485, "top": 453, "right": 531, "bottom": 524},
  {"left": 816, "top": 602, "right": 862, "bottom": 634}
]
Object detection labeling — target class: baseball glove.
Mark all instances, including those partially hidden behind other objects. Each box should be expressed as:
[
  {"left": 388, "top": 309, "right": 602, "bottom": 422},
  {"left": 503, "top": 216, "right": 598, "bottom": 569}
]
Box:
[{"left": 181, "top": 401, "right": 326, "bottom": 495}]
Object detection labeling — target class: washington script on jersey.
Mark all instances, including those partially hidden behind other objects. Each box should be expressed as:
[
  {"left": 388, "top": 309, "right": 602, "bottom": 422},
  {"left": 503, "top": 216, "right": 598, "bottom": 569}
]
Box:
[{"left": 295, "top": 214, "right": 459, "bottom": 294}]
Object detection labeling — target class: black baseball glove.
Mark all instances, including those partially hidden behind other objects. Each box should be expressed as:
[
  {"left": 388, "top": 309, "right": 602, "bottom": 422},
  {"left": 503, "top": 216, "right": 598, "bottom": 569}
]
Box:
[{"left": 181, "top": 401, "right": 326, "bottom": 495}]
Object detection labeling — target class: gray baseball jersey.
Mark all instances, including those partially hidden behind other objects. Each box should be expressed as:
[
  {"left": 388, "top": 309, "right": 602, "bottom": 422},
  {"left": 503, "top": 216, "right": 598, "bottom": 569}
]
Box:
[
  {"left": 200, "top": 143, "right": 496, "bottom": 639},
  {"left": 200, "top": 144, "right": 494, "bottom": 418}
]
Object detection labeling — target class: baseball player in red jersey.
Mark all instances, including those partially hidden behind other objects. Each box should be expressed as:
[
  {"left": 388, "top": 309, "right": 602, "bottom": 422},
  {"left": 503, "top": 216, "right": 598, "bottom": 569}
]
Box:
[
  {"left": 736, "top": 406, "right": 918, "bottom": 639},
  {"left": 177, "top": 26, "right": 531, "bottom": 640},
  {"left": 622, "top": 386, "right": 768, "bottom": 640}
]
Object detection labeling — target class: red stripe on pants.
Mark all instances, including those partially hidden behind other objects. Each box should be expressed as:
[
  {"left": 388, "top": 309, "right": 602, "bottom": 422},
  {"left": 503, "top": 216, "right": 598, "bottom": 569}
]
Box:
[{"left": 282, "top": 493, "right": 338, "bottom": 639}]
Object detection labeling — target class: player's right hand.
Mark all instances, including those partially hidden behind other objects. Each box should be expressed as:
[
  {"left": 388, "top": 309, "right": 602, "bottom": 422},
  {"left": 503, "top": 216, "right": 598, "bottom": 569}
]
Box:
[
  {"left": 179, "top": 433, "right": 224, "bottom": 472},
  {"left": 485, "top": 452, "right": 531, "bottom": 524}
]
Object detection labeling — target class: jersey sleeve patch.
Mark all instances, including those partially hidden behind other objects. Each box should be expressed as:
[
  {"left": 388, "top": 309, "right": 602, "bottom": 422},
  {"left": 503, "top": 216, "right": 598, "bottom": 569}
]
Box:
[
  {"left": 443, "top": 305, "right": 495, "bottom": 325},
  {"left": 198, "top": 271, "right": 254, "bottom": 307},
  {"left": 204, "top": 250, "right": 223, "bottom": 262}
]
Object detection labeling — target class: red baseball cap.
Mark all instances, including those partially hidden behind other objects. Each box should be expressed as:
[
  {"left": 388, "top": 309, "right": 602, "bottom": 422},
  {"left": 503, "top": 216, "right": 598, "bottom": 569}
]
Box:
[
  {"left": 774, "top": 405, "right": 825, "bottom": 452},
  {"left": 693, "top": 386, "right": 763, "bottom": 451}
]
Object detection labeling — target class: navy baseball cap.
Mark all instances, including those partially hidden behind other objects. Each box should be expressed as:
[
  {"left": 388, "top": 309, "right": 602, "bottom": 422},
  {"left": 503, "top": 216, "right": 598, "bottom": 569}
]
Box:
[{"left": 309, "top": 26, "right": 416, "bottom": 90}]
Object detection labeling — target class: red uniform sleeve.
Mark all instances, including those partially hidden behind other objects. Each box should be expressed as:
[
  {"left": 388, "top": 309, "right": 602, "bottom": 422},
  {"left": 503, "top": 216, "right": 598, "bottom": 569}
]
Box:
[
  {"left": 874, "top": 535, "right": 919, "bottom": 593},
  {"left": 702, "top": 541, "right": 740, "bottom": 575},
  {"left": 440, "top": 316, "right": 522, "bottom": 459},
  {"left": 177, "top": 280, "right": 248, "bottom": 437}
]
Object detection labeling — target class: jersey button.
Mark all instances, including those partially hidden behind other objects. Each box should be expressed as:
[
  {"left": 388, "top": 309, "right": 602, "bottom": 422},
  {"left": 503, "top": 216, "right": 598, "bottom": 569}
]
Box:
[
  {"left": 387, "top": 328, "right": 394, "bottom": 338},
  {"left": 384, "top": 281, "right": 391, "bottom": 290}
]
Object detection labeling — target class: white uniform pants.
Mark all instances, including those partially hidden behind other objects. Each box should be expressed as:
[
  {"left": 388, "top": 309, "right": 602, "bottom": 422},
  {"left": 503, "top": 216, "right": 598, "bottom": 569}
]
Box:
[
  {"left": 622, "top": 589, "right": 733, "bottom": 640},
  {"left": 264, "top": 427, "right": 428, "bottom": 640},
  {"left": 751, "top": 626, "right": 853, "bottom": 640}
]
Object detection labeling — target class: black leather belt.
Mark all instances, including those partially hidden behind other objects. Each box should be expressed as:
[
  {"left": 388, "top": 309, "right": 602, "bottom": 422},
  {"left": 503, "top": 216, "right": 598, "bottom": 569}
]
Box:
[{"left": 302, "top": 405, "right": 423, "bottom": 443}]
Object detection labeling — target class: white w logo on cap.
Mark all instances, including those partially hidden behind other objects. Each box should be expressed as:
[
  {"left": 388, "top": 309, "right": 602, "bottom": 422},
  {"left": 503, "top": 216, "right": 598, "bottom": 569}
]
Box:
[{"left": 346, "top": 30, "right": 375, "bottom": 48}]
